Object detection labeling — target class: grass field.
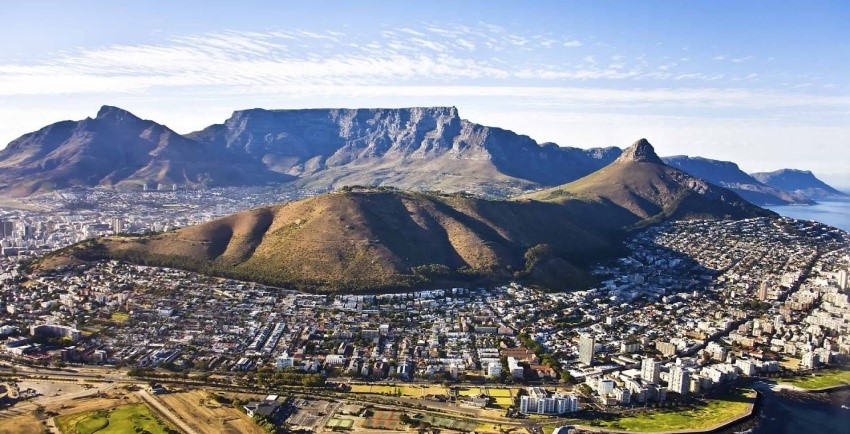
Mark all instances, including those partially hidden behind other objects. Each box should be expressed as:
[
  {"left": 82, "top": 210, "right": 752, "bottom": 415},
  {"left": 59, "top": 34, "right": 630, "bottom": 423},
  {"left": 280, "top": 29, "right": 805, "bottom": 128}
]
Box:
[
  {"left": 492, "top": 396, "right": 514, "bottom": 407},
  {"left": 362, "top": 410, "right": 403, "bottom": 430},
  {"left": 780, "top": 369, "right": 850, "bottom": 390},
  {"left": 326, "top": 417, "right": 355, "bottom": 430},
  {"left": 486, "top": 387, "right": 513, "bottom": 397},
  {"left": 419, "top": 414, "right": 479, "bottom": 431},
  {"left": 567, "top": 389, "right": 756, "bottom": 433},
  {"left": 349, "top": 384, "right": 400, "bottom": 395},
  {"left": 55, "top": 403, "right": 172, "bottom": 434},
  {"left": 0, "top": 413, "right": 44, "bottom": 434},
  {"left": 110, "top": 312, "right": 129, "bottom": 322},
  {"left": 157, "top": 390, "right": 264, "bottom": 434},
  {"left": 348, "top": 384, "right": 448, "bottom": 397},
  {"left": 457, "top": 387, "right": 485, "bottom": 397},
  {"left": 400, "top": 385, "right": 447, "bottom": 397}
]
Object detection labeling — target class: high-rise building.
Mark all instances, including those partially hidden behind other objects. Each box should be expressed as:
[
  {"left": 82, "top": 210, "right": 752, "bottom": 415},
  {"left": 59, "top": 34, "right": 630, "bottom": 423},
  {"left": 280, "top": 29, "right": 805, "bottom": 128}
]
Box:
[
  {"left": 641, "top": 358, "right": 661, "bottom": 384},
  {"left": 519, "top": 388, "right": 579, "bottom": 415},
  {"left": 838, "top": 270, "right": 848, "bottom": 291},
  {"left": 667, "top": 366, "right": 689, "bottom": 395},
  {"left": 656, "top": 341, "right": 677, "bottom": 357},
  {"left": 579, "top": 334, "right": 596, "bottom": 365},
  {"left": 0, "top": 220, "right": 14, "bottom": 238},
  {"left": 111, "top": 218, "right": 125, "bottom": 234},
  {"left": 486, "top": 361, "right": 502, "bottom": 378},
  {"left": 757, "top": 281, "right": 770, "bottom": 301}
]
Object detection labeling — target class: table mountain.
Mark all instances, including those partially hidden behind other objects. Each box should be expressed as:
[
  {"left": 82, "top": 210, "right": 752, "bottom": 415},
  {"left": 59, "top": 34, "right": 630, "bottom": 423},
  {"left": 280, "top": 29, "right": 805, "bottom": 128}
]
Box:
[
  {"left": 751, "top": 169, "right": 848, "bottom": 200},
  {"left": 186, "top": 107, "right": 622, "bottom": 196},
  {"left": 663, "top": 155, "right": 813, "bottom": 206}
]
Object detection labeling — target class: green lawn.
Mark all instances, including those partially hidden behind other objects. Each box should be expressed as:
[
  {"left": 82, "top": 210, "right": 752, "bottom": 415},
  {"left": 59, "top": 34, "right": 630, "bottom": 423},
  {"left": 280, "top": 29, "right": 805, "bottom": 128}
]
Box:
[
  {"left": 780, "top": 369, "right": 850, "bottom": 390},
  {"left": 418, "top": 414, "right": 479, "bottom": 431},
  {"left": 486, "top": 388, "right": 513, "bottom": 397},
  {"left": 110, "top": 312, "right": 129, "bottom": 322},
  {"left": 546, "top": 389, "right": 755, "bottom": 433},
  {"left": 55, "top": 404, "right": 174, "bottom": 434}
]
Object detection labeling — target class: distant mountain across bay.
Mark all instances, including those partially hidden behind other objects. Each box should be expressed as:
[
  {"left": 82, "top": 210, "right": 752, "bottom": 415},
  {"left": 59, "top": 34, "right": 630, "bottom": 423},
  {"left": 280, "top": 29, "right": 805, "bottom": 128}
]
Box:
[{"left": 0, "top": 105, "right": 843, "bottom": 205}]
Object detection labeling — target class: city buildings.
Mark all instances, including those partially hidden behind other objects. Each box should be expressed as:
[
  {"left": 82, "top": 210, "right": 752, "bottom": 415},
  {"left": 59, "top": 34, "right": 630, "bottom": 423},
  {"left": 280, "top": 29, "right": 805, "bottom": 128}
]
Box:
[
  {"left": 579, "top": 334, "right": 595, "bottom": 365},
  {"left": 641, "top": 358, "right": 661, "bottom": 384},
  {"left": 668, "top": 365, "right": 690, "bottom": 395},
  {"left": 519, "top": 387, "right": 579, "bottom": 415}
]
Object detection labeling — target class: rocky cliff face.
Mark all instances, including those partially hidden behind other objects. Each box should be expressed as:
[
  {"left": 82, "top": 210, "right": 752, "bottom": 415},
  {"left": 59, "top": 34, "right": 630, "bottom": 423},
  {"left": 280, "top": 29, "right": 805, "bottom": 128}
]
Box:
[
  {"left": 187, "top": 107, "right": 621, "bottom": 195},
  {"left": 663, "top": 155, "right": 812, "bottom": 206}
]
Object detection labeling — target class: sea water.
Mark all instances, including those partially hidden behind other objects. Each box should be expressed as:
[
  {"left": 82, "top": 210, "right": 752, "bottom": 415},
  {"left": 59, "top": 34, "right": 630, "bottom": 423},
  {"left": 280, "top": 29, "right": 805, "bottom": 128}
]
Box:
[{"left": 767, "top": 199, "right": 850, "bottom": 232}]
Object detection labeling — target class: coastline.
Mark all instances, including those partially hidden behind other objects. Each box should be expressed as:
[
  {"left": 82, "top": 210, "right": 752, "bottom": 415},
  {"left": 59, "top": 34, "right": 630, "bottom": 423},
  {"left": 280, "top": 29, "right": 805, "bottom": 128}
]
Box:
[
  {"left": 563, "top": 391, "right": 760, "bottom": 434},
  {"left": 566, "top": 382, "right": 847, "bottom": 434}
]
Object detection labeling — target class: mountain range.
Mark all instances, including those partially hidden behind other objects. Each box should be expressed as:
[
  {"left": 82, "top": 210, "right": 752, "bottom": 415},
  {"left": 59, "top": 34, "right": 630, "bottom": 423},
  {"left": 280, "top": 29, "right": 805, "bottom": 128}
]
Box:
[
  {"left": 0, "top": 105, "right": 843, "bottom": 205},
  {"left": 39, "top": 139, "right": 774, "bottom": 293},
  {"left": 662, "top": 156, "right": 815, "bottom": 206},
  {"left": 752, "top": 169, "right": 848, "bottom": 200},
  {"left": 0, "top": 106, "right": 286, "bottom": 197}
]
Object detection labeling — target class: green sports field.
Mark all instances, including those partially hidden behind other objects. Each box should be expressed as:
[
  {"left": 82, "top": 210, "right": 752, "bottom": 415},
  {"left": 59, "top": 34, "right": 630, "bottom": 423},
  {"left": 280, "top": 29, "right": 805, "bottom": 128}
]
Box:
[{"left": 55, "top": 403, "right": 173, "bottom": 434}]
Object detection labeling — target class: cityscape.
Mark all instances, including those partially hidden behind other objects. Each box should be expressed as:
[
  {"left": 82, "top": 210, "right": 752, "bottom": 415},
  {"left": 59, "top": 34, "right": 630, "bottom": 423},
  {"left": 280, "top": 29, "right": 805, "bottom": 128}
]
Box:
[
  {"left": 1, "top": 2, "right": 850, "bottom": 434},
  {"left": 1, "top": 186, "right": 848, "bottom": 433}
]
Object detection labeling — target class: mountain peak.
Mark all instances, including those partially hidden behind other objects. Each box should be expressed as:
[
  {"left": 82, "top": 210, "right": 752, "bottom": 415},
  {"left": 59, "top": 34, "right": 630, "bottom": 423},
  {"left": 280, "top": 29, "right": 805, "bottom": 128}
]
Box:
[
  {"left": 95, "top": 105, "right": 141, "bottom": 123},
  {"left": 616, "top": 138, "right": 664, "bottom": 164}
]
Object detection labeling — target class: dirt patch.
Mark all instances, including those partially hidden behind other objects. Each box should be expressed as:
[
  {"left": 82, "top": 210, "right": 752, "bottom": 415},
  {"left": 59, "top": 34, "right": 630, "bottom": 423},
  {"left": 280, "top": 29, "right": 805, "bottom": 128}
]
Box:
[
  {"left": 158, "top": 390, "right": 265, "bottom": 434},
  {"left": 0, "top": 413, "right": 44, "bottom": 434}
]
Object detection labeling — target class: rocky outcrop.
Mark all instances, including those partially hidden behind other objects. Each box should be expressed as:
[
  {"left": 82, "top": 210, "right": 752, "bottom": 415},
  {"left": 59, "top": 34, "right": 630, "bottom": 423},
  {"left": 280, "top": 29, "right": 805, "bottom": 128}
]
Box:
[{"left": 187, "top": 107, "right": 622, "bottom": 195}]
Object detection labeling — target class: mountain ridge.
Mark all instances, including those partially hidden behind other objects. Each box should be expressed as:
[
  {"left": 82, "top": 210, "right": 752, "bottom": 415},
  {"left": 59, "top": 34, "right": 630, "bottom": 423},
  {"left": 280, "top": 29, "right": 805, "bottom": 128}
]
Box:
[
  {"left": 751, "top": 169, "right": 848, "bottom": 200},
  {"left": 662, "top": 155, "right": 813, "bottom": 206},
  {"left": 0, "top": 105, "right": 843, "bottom": 205},
  {"left": 523, "top": 139, "right": 775, "bottom": 228},
  {"left": 0, "top": 105, "right": 285, "bottom": 196},
  {"left": 186, "top": 106, "right": 623, "bottom": 196},
  {"left": 39, "top": 139, "right": 775, "bottom": 293}
]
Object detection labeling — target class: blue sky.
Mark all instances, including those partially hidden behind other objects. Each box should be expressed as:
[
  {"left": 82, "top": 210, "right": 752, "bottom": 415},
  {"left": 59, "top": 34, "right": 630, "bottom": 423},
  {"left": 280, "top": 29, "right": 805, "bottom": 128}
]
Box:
[{"left": 1, "top": 1, "right": 849, "bottom": 185}]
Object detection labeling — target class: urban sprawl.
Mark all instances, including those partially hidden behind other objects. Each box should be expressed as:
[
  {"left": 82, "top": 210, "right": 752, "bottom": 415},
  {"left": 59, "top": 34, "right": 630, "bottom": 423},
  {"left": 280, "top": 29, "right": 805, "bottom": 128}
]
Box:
[{"left": 1, "top": 188, "right": 849, "bottom": 431}]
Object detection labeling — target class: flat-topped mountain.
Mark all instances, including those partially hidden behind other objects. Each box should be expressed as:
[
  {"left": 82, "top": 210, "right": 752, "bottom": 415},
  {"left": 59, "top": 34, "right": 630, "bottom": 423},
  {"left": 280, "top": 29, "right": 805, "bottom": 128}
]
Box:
[
  {"left": 751, "top": 169, "right": 848, "bottom": 200},
  {"left": 525, "top": 139, "right": 774, "bottom": 228},
  {"left": 663, "top": 155, "right": 812, "bottom": 206},
  {"left": 41, "top": 139, "right": 774, "bottom": 293},
  {"left": 2, "top": 105, "right": 842, "bottom": 205},
  {"left": 0, "top": 106, "right": 284, "bottom": 196},
  {"left": 186, "top": 107, "right": 621, "bottom": 196}
]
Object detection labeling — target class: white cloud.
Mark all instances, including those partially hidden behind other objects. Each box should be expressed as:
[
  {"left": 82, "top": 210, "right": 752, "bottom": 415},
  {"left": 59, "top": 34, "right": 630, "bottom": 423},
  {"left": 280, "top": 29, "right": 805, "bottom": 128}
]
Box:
[
  {"left": 455, "top": 38, "right": 476, "bottom": 51},
  {"left": 3, "top": 25, "right": 787, "bottom": 100},
  {"left": 563, "top": 40, "right": 582, "bottom": 47}
]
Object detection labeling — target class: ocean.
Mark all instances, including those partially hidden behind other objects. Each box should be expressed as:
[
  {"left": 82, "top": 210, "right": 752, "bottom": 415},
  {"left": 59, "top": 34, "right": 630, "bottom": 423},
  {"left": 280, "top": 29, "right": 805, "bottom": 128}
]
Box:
[
  {"left": 718, "top": 388, "right": 850, "bottom": 434},
  {"left": 767, "top": 199, "right": 850, "bottom": 232}
]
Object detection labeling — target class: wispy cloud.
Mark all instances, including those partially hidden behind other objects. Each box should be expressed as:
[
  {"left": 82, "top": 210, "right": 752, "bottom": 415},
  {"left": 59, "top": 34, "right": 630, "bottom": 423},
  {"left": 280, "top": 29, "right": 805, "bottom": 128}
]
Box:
[{"left": 0, "top": 24, "right": 833, "bottom": 116}]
